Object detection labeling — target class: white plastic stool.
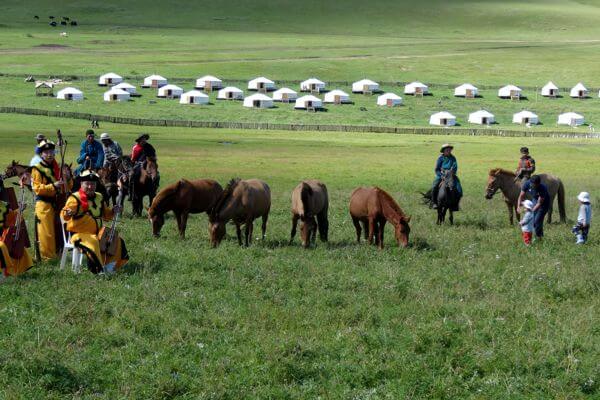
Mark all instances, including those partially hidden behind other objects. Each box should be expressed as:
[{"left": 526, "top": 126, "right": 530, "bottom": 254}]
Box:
[{"left": 59, "top": 219, "right": 83, "bottom": 272}]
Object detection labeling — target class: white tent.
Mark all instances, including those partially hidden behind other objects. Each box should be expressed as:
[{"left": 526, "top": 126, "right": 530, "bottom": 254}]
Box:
[
  {"left": 142, "top": 74, "right": 168, "bottom": 88},
  {"left": 352, "top": 79, "right": 379, "bottom": 93},
  {"left": 557, "top": 112, "right": 584, "bottom": 126},
  {"left": 195, "top": 75, "right": 222, "bottom": 91},
  {"left": 103, "top": 88, "right": 130, "bottom": 102},
  {"left": 498, "top": 85, "right": 522, "bottom": 99},
  {"left": 541, "top": 81, "right": 559, "bottom": 97},
  {"left": 243, "top": 93, "right": 273, "bottom": 108},
  {"left": 513, "top": 110, "right": 539, "bottom": 125},
  {"left": 570, "top": 83, "right": 589, "bottom": 98},
  {"left": 98, "top": 72, "right": 123, "bottom": 86},
  {"left": 454, "top": 83, "right": 478, "bottom": 98},
  {"left": 323, "top": 89, "right": 350, "bottom": 104},
  {"left": 300, "top": 78, "right": 326, "bottom": 92},
  {"left": 248, "top": 77, "right": 276, "bottom": 92},
  {"left": 377, "top": 93, "right": 402, "bottom": 107},
  {"left": 468, "top": 110, "right": 495, "bottom": 125},
  {"left": 429, "top": 112, "right": 456, "bottom": 127},
  {"left": 217, "top": 86, "right": 244, "bottom": 100},
  {"left": 157, "top": 84, "right": 183, "bottom": 98},
  {"left": 404, "top": 81, "right": 429, "bottom": 95},
  {"left": 113, "top": 82, "right": 137, "bottom": 95},
  {"left": 272, "top": 88, "right": 298, "bottom": 102},
  {"left": 179, "top": 90, "right": 209, "bottom": 105},
  {"left": 294, "top": 95, "right": 323, "bottom": 110},
  {"left": 56, "top": 87, "right": 83, "bottom": 101}
]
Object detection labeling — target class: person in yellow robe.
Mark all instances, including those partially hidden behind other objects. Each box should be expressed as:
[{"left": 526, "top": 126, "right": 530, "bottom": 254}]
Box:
[
  {"left": 0, "top": 197, "right": 33, "bottom": 280},
  {"left": 61, "top": 170, "right": 128, "bottom": 274},
  {"left": 31, "top": 140, "right": 72, "bottom": 260}
]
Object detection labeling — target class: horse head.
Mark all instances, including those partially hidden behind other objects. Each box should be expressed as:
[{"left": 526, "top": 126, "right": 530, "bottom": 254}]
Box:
[
  {"left": 147, "top": 204, "right": 164, "bottom": 238},
  {"left": 393, "top": 215, "right": 411, "bottom": 248},
  {"left": 485, "top": 170, "right": 501, "bottom": 199},
  {"left": 208, "top": 217, "right": 226, "bottom": 247}
]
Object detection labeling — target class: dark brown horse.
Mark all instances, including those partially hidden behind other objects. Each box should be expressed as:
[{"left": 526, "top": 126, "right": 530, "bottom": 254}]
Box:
[
  {"left": 97, "top": 157, "right": 127, "bottom": 206},
  {"left": 349, "top": 186, "right": 411, "bottom": 249},
  {"left": 128, "top": 156, "right": 160, "bottom": 217},
  {"left": 2, "top": 161, "right": 32, "bottom": 188},
  {"left": 290, "top": 180, "right": 329, "bottom": 248},
  {"left": 148, "top": 178, "right": 223, "bottom": 238},
  {"left": 209, "top": 178, "right": 271, "bottom": 247}
]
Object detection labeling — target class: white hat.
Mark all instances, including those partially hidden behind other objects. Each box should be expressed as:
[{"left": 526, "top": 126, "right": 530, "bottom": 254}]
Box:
[
  {"left": 522, "top": 200, "right": 534, "bottom": 210},
  {"left": 100, "top": 132, "right": 111, "bottom": 140},
  {"left": 578, "top": 192, "right": 590, "bottom": 203}
]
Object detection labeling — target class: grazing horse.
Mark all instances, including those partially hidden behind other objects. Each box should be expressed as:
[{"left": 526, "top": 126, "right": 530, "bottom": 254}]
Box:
[
  {"left": 349, "top": 186, "right": 411, "bottom": 249},
  {"left": 2, "top": 161, "right": 32, "bottom": 188},
  {"left": 129, "top": 156, "right": 160, "bottom": 217},
  {"left": 209, "top": 178, "right": 271, "bottom": 247},
  {"left": 290, "top": 180, "right": 329, "bottom": 248},
  {"left": 148, "top": 178, "right": 223, "bottom": 238},
  {"left": 485, "top": 168, "right": 566, "bottom": 224}
]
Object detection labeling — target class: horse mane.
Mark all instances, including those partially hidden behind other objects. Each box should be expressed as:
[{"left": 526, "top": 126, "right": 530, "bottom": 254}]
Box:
[
  {"left": 149, "top": 180, "right": 182, "bottom": 215},
  {"left": 300, "top": 182, "right": 314, "bottom": 216},
  {"left": 211, "top": 178, "right": 241, "bottom": 218},
  {"left": 375, "top": 187, "right": 407, "bottom": 223},
  {"left": 489, "top": 168, "right": 515, "bottom": 177}
]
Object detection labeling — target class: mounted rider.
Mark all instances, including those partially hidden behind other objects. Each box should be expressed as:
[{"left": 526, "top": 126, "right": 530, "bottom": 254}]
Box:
[
  {"left": 29, "top": 133, "right": 46, "bottom": 166},
  {"left": 129, "top": 133, "right": 159, "bottom": 193},
  {"left": 75, "top": 130, "right": 104, "bottom": 176},
  {"left": 515, "top": 147, "right": 536, "bottom": 182},
  {"left": 431, "top": 144, "right": 463, "bottom": 208},
  {"left": 100, "top": 132, "right": 123, "bottom": 168}
]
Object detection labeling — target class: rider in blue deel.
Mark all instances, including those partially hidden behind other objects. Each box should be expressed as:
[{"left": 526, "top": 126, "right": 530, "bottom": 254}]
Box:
[{"left": 431, "top": 143, "right": 463, "bottom": 208}]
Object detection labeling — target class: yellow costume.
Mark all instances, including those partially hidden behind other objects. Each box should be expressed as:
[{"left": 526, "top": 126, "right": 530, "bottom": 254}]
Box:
[
  {"left": 61, "top": 191, "right": 128, "bottom": 273},
  {"left": 0, "top": 201, "right": 33, "bottom": 277}
]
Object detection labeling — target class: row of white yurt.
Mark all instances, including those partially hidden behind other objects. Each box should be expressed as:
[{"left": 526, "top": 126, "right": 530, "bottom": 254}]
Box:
[{"left": 430, "top": 110, "right": 584, "bottom": 127}]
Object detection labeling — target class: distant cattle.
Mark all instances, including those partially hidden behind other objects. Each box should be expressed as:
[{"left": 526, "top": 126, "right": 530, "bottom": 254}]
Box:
[
  {"left": 70, "top": 21, "right": 78, "bottom": 26},
  {"left": 62, "top": 17, "right": 70, "bottom": 21},
  {"left": 34, "top": 15, "right": 39, "bottom": 19},
  {"left": 49, "top": 21, "right": 57, "bottom": 27},
  {"left": 60, "top": 21, "right": 67, "bottom": 26},
  {"left": 49, "top": 16, "right": 55, "bottom": 19}
]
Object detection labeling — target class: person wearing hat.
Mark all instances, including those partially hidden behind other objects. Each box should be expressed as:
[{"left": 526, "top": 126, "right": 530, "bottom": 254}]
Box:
[
  {"left": 430, "top": 144, "right": 462, "bottom": 208},
  {"left": 31, "top": 140, "right": 73, "bottom": 260},
  {"left": 29, "top": 133, "right": 47, "bottom": 166},
  {"left": 0, "top": 183, "right": 34, "bottom": 280},
  {"left": 517, "top": 175, "right": 550, "bottom": 240},
  {"left": 100, "top": 132, "right": 123, "bottom": 168},
  {"left": 515, "top": 147, "right": 536, "bottom": 182},
  {"left": 75, "top": 129, "right": 104, "bottom": 176},
  {"left": 130, "top": 133, "right": 156, "bottom": 163},
  {"left": 519, "top": 200, "right": 535, "bottom": 246},
  {"left": 573, "top": 191, "right": 592, "bottom": 244},
  {"left": 61, "top": 170, "right": 129, "bottom": 274}
]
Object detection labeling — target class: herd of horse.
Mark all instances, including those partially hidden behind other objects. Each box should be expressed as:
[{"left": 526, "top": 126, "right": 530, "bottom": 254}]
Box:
[{"left": 3, "top": 159, "right": 568, "bottom": 250}]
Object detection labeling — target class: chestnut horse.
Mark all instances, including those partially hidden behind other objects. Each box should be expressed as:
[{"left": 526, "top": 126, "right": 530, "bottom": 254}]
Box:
[
  {"left": 349, "top": 187, "right": 411, "bottom": 249},
  {"left": 290, "top": 180, "right": 329, "bottom": 248},
  {"left": 148, "top": 178, "right": 223, "bottom": 238},
  {"left": 485, "top": 168, "right": 566, "bottom": 225},
  {"left": 128, "top": 156, "right": 160, "bottom": 217},
  {"left": 3, "top": 161, "right": 32, "bottom": 188},
  {"left": 209, "top": 178, "right": 271, "bottom": 247}
]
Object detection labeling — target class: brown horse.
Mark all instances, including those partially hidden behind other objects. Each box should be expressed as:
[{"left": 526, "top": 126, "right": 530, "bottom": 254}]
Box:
[
  {"left": 3, "top": 161, "right": 32, "bottom": 188},
  {"left": 485, "top": 168, "right": 566, "bottom": 224},
  {"left": 349, "top": 187, "right": 411, "bottom": 249},
  {"left": 290, "top": 180, "right": 329, "bottom": 248},
  {"left": 129, "top": 156, "right": 160, "bottom": 217},
  {"left": 97, "top": 157, "right": 127, "bottom": 206},
  {"left": 209, "top": 178, "right": 271, "bottom": 247},
  {"left": 148, "top": 178, "right": 223, "bottom": 238}
]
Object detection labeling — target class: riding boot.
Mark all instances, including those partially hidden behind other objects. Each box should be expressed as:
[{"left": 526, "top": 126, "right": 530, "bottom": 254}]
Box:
[{"left": 431, "top": 186, "right": 439, "bottom": 209}]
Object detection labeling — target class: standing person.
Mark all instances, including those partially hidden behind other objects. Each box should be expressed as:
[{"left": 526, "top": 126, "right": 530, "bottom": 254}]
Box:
[
  {"left": 29, "top": 133, "right": 46, "bottom": 166},
  {"left": 430, "top": 144, "right": 462, "bottom": 208},
  {"left": 573, "top": 192, "right": 592, "bottom": 244},
  {"left": 100, "top": 133, "right": 123, "bottom": 167},
  {"left": 31, "top": 140, "right": 73, "bottom": 260},
  {"left": 517, "top": 175, "right": 550, "bottom": 240},
  {"left": 75, "top": 130, "right": 104, "bottom": 175},
  {"left": 519, "top": 200, "right": 534, "bottom": 246},
  {"left": 515, "top": 147, "right": 536, "bottom": 182}
]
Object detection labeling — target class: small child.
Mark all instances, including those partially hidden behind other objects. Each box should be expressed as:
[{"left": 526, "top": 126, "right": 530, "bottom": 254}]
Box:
[
  {"left": 573, "top": 192, "right": 592, "bottom": 244},
  {"left": 520, "top": 200, "right": 534, "bottom": 246}
]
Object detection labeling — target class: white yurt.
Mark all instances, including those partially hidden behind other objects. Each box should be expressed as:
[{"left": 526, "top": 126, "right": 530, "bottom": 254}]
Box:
[
  {"left": 179, "top": 90, "right": 209, "bottom": 105},
  {"left": 272, "top": 88, "right": 298, "bottom": 102},
  {"left": 300, "top": 78, "right": 326, "bottom": 93},
  {"left": 217, "top": 86, "right": 244, "bottom": 100},
  {"left": 113, "top": 82, "right": 137, "bottom": 95},
  {"left": 103, "top": 88, "right": 130, "bottom": 102},
  {"left": 513, "top": 110, "right": 539, "bottom": 125},
  {"left": 142, "top": 74, "right": 168, "bottom": 88},
  {"left": 56, "top": 87, "right": 83, "bottom": 101},
  {"left": 323, "top": 89, "right": 350, "bottom": 104},
  {"left": 248, "top": 77, "right": 276, "bottom": 92},
  {"left": 498, "top": 85, "right": 522, "bottom": 99},
  {"left": 157, "top": 84, "right": 183, "bottom": 98},
  {"left": 429, "top": 112, "right": 456, "bottom": 127},
  {"left": 404, "top": 81, "right": 429, "bottom": 96},
  {"left": 376, "top": 93, "right": 402, "bottom": 107},
  {"left": 468, "top": 110, "right": 495, "bottom": 125},
  {"left": 454, "top": 83, "right": 478, "bottom": 98},
  {"left": 195, "top": 75, "right": 222, "bottom": 91},
  {"left": 557, "top": 112, "right": 585, "bottom": 126},
  {"left": 294, "top": 95, "right": 323, "bottom": 110},
  {"left": 352, "top": 79, "right": 379, "bottom": 93},
  {"left": 243, "top": 93, "right": 273, "bottom": 108},
  {"left": 570, "top": 83, "right": 589, "bottom": 98},
  {"left": 98, "top": 72, "right": 123, "bottom": 86},
  {"left": 541, "top": 81, "right": 559, "bottom": 97}
]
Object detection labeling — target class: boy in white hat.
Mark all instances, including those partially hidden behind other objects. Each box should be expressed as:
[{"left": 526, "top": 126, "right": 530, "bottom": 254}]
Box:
[
  {"left": 519, "top": 200, "right": 534, "bottom": 246},
  {"left": 100, "top": 132, "right": 123, "bottom": 168},
  {"left": 573, "top": 192, "right": 591, "bottom": 244}
]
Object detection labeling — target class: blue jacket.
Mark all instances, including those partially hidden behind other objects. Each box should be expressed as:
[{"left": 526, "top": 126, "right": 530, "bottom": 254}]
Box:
[
  {"left": 435, "top": 155, "right": 458, "bottom": 177},
  {"left": 77, "top": 140, "right": 104, "bottom": 169}
]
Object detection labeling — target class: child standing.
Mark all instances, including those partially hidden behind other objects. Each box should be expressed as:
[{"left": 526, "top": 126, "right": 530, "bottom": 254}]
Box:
[
  {"left": 520, "top": 200, "right": 534, "bottom": 246},
  {"left": 573, "top": 192, "right": 592, "bottom": 244}
]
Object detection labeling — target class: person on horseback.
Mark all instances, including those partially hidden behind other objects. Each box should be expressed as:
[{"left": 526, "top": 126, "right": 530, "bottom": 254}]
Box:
[
  {"left": 100, "top": 133, "right": 122, "bottom": 168},
  {"left": 29, "top": 133, "right": 46, "bottom": 166},
  {"left": 515, "top": 147, "right": 536, "bottom": 182},
  {"left": 431, "top": 144, "right": 462, "bottom": 208},
  {"left": 75, "top": 130, "right": 104, "bottom": 176},
  {"left": 129, "top": 133, "right": 159, "bottom": 194}
]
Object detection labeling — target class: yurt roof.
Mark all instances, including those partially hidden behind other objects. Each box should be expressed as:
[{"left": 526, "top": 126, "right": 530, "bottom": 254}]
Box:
[
  {"left": 222, "top": 86, "right": 243, "bottom": 92},
  {"left": 100, "top": 72, "right": 122, "bottom": 79},
  {"left": 114, "top": 82, "right": 135, "bottom": 89},
  {"left": 182, "top": 90, "right": 208, "bottom": 97},
  {"left": 249, "top": 77, "right": 274, "bottom": 84},
  {"left": 245, "top": 93, "right": 272, "bottom": 101},
  {"left": 572, "top": 82, "right": 587, "bottom": 91},
  {"left": 297, "top": 95, "right": 321, "bottom": 102},
  {"left": 58, "top": 87, "right": 82, "bottom": 94},
  {"left": 198, "top": 75, "right": 221, "bottom": 82},
  {"left": 160, "top": 84, "right": 183, "bottom": 91},
  {"left": 456, "top": 83, "right": 477, "bottom": 90},
  {"left": 328, "top": 89, "right": 349, "bottom": 96},
  {"left": 514, "top": 110, "right": 538, "bottom": 118},
  {"left": 378, "top": 92, "right": 401, "bottom": 100},
  {"left": 432, "top": 111, "right": 455, "bottom": 119},
  {"left": 302, "top": 78, "right": 325, "bottom": 85},
  {"left": 105, "top": 88, "right": 129, "bottom": 95},
  {"left": 470, "top": 110, "right": 494, "bottom": 118},
  {"left": 274, "top": 87, "right": 297, "bottom": 95},
  {"left": 543, "top": 81, "right": 558, "bottom": 90},
  {"left": 146, "top": 74, "right": 167, "bottom": 80},
  {"left": 354, "top": 79, "right": 378, "bottom": 86}
]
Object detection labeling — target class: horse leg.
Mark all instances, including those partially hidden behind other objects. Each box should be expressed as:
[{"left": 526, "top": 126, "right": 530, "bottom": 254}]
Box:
[
  {"left": 352, "top": 217, "right": 362, "bottom": 243},
  {"left": 378, "top": 219, "right": 386, "bottom": 249},
  {"left": 290, "top": 214, "right": 299, "bottom": 244},
  {"left": 310, "top": 216, "right": 317, "bottom": 246},
  {"left": 244, "top": 219, "right": 253, "bottom": 247},
  {"left": 361, "top": 220, "right": 368, "bottom": 240},
  {"left": 368, "top": 217, "right": 376, "bottom": 245},
  {"left": 506, "top": 201, "right": 514, "bottom": 225},
  {"left": 449, "top": 210, "right": 454, "bottom": 225},
  {"left": 437, "top": 208, "right": 443, "bottom": 225},
  {"left": 235, "top": 222, "right": 243, "bottom": 246},
  {"left": 547, "top": 200, "right": 554, "bottom": 224},
  {"left": 317, "top": 212, "right": 329, "bottom": 242},
  {"left": 261, "top": 214, "right": 268, "bottom": 240},
  {"left": 179, "top": 211, "right": 189, "bottom": 239}
]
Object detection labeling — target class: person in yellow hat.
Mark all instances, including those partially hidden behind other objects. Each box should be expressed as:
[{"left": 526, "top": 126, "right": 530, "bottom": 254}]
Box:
[
  {"left": 0, "top": 186, "right": 33, "bottom": 280},
  {"left": 61, "top": 170, "right": 128, "bottom": 274},
  {"left": 31, "top": 140, "right": 73, "bottom": 260}
]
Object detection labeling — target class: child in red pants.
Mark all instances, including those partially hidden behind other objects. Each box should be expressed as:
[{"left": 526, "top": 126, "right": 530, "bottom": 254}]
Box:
[{"left": 520, "top": 200, "right": 534, "bottom": 245}]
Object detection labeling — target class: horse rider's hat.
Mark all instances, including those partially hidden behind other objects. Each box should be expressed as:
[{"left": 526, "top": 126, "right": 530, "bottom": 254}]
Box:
[
  {"left": 578, "top": 192, "right": 591, "bottom": 203},
  {"left": 100, "top": 133, "right": 111, "bottom": 141},
  {"left": 35, "top": 133, "right": 46, "bottom": 141},
  {"left": 520, "top": 146, "right": 529, "bottom": 154},
  {"left": 440, "top": 143, "right": 453, "bottom": 153},
  {"left": 79, "top": 169, "right": 100, "bottom": 183},
  {"left": 37, "top": 140, "right": 56, "bottom": 151},
  {"left": 522, "top": 200, "right": 534, "bottom": 210},
  {"left": 135, "top": 133, "right": 150, "bottom": 142}
]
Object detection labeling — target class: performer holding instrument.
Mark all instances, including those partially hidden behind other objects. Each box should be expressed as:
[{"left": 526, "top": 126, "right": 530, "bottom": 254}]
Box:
[{"left": 0, "top": 182, "right": 33, "bottom": 279}]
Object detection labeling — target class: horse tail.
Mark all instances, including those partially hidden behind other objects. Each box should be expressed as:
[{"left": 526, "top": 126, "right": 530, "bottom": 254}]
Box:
[
  {"left": 300, "top": 182, "right": 313, "bottom": 217},
  {"left": 557, "top": 179, "right": 567, "bottom": 223}
]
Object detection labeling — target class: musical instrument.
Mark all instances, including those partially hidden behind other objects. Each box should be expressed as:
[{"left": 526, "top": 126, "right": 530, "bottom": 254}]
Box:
[
  {"left": 99, "top": 188, "right": 123, "bottom": 258},
  {"left": 55, "top": 129, "right": 69, "bottom": 210},
  {"left": 1, "top": 186, "right": 31, "bottom": 259}
]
